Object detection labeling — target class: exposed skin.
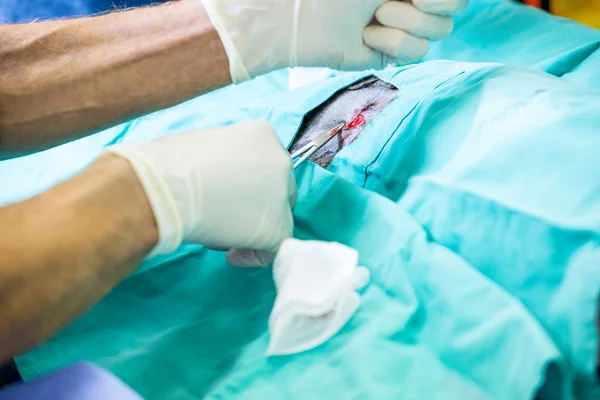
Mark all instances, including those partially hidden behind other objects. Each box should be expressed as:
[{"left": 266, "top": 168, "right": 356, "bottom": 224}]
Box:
[
  {"left": 0, "top": 0, "right": 230, "bottom": 159},
  {"left": 0, "top": 0, "right": 230, "bottom": 364}
]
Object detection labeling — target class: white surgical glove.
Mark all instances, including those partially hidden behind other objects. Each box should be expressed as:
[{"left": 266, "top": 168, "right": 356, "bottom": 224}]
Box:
[
  {"left": 107, "top": 120, "right": 296, "bottom": 267},
  {"left": 200, "top": 0, "right": 467, "bottom": 83}
]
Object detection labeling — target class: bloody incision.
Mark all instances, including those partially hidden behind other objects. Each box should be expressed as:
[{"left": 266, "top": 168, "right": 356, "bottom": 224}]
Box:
[
  {"left": 289, "top": 76, "right": 399, "bottom": 169},
  {"left": 346, "top": 114, "right": 365, "bottom": 130}
]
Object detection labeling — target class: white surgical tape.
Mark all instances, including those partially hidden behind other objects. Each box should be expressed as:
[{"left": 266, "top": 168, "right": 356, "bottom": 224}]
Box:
[{"left": 267, "top": 239, "right": 370, "bottom": 356}]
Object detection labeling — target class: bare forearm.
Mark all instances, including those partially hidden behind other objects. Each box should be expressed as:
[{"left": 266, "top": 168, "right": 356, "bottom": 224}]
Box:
[
  {"left": 0, "top": 0, "right": 230, "bottom": 159},
  {"left": 0, "top": 155, "right": 157, "bottom": 364}
]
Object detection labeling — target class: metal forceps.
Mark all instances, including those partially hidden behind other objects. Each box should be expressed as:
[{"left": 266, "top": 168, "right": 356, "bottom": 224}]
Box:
[{"left": 291, "top": 122, "right": 345, "bottom": 169}]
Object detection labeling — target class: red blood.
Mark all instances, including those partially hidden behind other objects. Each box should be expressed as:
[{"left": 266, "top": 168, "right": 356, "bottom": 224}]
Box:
[{"left": 346, "top": 114, "right": 365, "bottom": 129}]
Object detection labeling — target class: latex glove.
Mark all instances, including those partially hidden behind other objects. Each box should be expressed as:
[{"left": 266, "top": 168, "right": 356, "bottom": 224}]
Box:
[
  {"left": 107, "top": 120, "right": 296, "bottom": 267},
  {"left": 200, "top": 0, "right": 466, "bottom": 83}
]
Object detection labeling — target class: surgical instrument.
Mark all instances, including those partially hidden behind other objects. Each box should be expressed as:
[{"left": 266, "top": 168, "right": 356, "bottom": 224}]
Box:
[{"left": 291, "top": 122, "right": 345, "bottom": 169}]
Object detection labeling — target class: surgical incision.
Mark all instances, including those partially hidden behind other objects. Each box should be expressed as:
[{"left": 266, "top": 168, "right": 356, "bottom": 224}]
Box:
[{"left": 289, "top": 76, "right": 399, "bottom": 169}]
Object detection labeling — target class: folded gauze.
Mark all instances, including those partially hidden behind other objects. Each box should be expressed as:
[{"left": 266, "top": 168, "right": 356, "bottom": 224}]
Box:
[{"left": 267, "top": 239, "right": 371, "bottom": 356}]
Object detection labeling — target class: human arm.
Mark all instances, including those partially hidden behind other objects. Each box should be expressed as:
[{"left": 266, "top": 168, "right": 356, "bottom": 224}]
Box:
[
  {"left": 0, "top": 0, "right": 230, "bottom": 159},
  {"left": 0, "top": 154, "right": 158, "bottom": 364},
  {"left": 0, "top": 120, "right": 294, "bottom": 364}
]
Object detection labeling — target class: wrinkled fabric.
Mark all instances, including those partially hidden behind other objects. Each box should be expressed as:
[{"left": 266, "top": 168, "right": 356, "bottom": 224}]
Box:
[
  {"left": 1, "top": 1, "right": 600, "bottom": 399},
  {"left": 424, "top": 0, "right": 600, "bottom": 91},
  {"left": 4, "top": 61, "right": 598, "bottom": 399}
]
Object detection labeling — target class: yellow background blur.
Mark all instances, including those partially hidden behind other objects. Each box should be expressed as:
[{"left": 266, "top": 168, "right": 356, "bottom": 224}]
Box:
[{"left": 553, "top": 0, "right": 600, "bottom": 29}]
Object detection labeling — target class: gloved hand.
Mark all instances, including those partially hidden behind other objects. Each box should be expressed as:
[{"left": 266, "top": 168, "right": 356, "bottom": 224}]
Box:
[
  {"left": 106, "top": 120, "right": 296, "bottom": 267},
  {"left": 200, "top": 0, "right": 467, "bottom": 83}
]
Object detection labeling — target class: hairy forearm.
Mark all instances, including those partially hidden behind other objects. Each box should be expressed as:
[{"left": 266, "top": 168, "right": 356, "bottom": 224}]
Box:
[
  {"left": 0, "top": 155, "right": 157, "bottom": 364},
  {"left": 0, "top": 0, "right": 230, "bottom": 159}
]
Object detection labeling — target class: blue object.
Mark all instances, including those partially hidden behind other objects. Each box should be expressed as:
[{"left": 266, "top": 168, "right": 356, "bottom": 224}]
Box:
[
  {"left": 5, "top": 64, "right": 599, "bottom": 399},
  {"left": 0, "top": 0, "right": 165, "bottom": 24},
  {"left": 0, "top": 362, "right": 141, "bottom": 400},
  {"left": 424, "top": 0, "right": 600, "bottom": 91}
]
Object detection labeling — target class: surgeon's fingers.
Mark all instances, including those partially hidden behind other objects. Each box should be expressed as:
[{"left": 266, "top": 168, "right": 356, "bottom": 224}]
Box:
[
  {"left": 413, "top": 0, "right": 468, "bottom": 17},
  {"left": 227, "top": 248, "right": 275, "bottom": 267},
  {"left": 363, "top": 26, "right": 429, "bottom": 63},
  {"left": 228, "top": 161, "right": 295, "bottom": 268},
  {"left": 374, "top": 1, "right": 454, "bottom": 41}
]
